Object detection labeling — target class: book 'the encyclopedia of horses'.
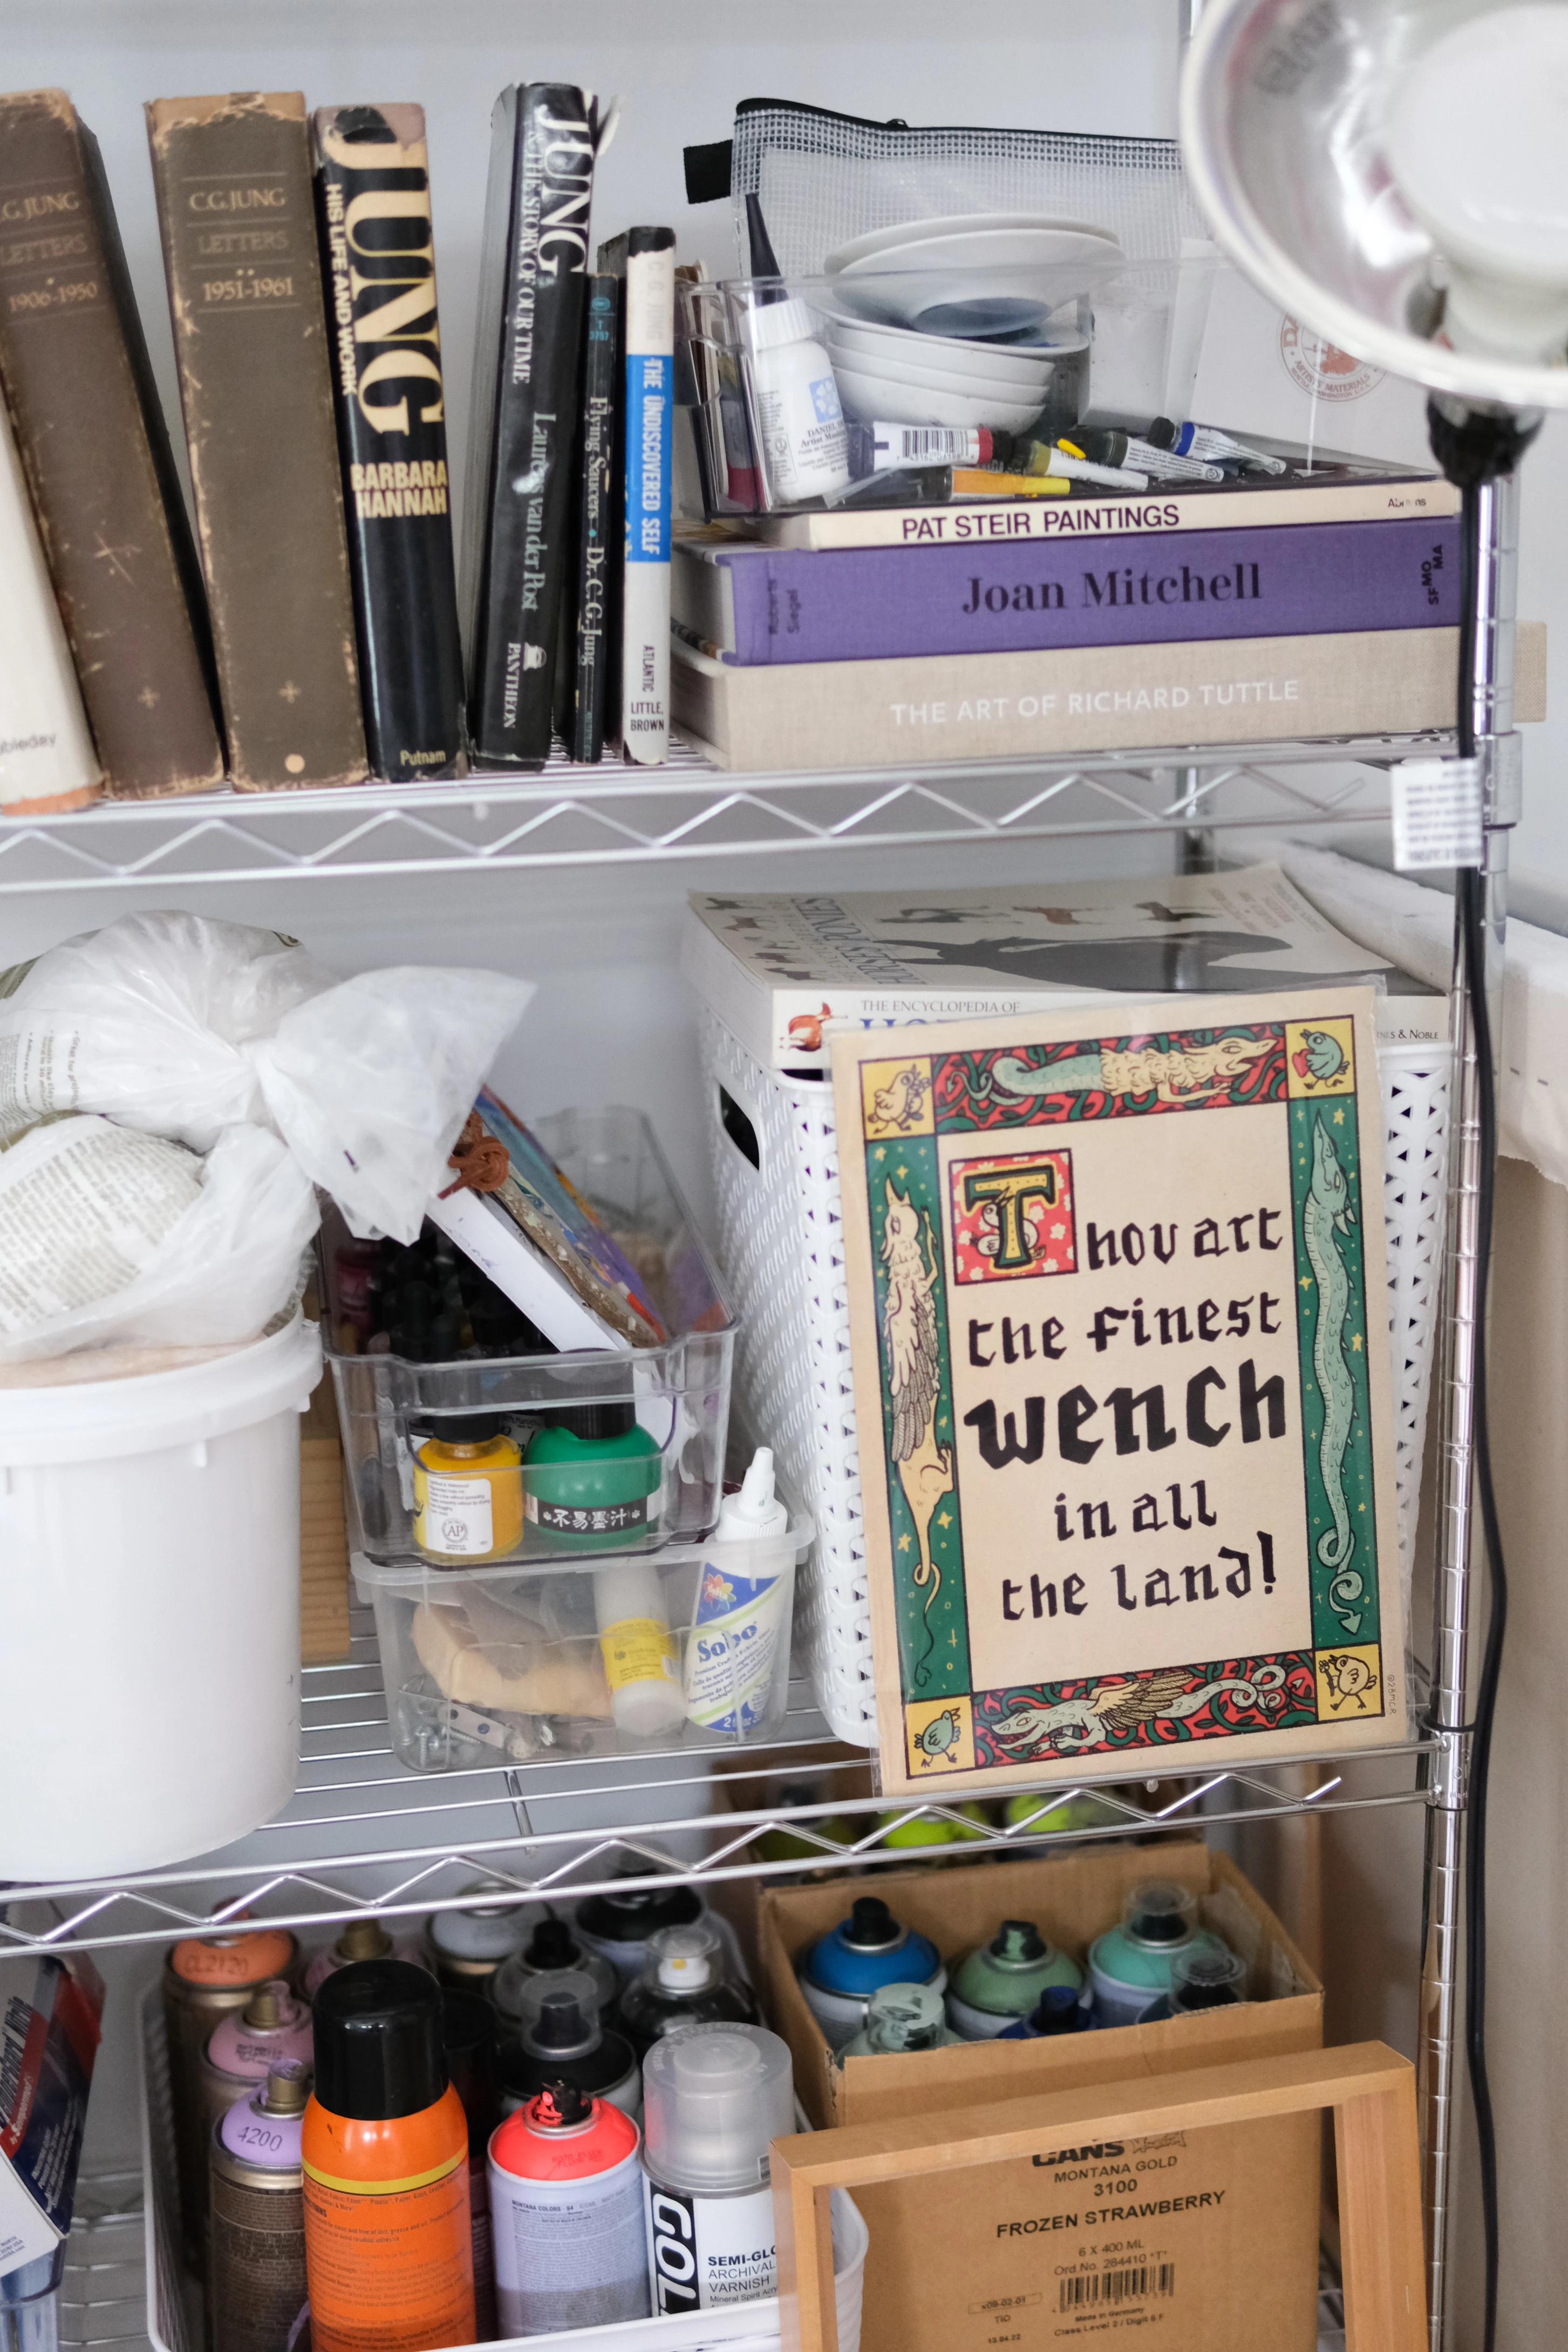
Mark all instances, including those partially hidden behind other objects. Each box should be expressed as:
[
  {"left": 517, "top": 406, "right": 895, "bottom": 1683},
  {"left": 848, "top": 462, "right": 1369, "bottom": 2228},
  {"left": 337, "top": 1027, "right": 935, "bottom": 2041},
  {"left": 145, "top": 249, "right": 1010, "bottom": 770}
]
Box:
[{"left": 830, "top": 986, "right": 1408, "bottom": 1798}]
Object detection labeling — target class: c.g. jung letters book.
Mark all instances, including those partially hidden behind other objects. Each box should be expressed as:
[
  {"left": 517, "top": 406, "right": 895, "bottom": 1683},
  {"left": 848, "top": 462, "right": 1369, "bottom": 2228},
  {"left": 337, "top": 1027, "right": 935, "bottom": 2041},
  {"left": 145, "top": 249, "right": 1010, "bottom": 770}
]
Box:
[{"left": 830, "top": 988, "right": 1408, "bottom": 1798}]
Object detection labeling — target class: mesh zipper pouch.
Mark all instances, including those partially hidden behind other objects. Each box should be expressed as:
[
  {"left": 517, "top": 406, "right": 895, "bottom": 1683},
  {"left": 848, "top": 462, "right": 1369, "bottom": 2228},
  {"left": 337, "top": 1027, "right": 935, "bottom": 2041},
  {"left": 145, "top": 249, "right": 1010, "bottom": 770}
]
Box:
[{"left": 725, "top": 98, "right": 1207, "bottom": 276}]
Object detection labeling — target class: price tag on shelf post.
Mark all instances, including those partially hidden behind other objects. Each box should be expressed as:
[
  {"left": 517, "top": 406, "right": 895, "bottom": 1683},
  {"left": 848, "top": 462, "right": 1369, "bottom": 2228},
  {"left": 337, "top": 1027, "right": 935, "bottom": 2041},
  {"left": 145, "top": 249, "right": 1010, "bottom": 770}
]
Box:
[{"left": 1390, "top": 757, "right": 1483, "bottom": 871}]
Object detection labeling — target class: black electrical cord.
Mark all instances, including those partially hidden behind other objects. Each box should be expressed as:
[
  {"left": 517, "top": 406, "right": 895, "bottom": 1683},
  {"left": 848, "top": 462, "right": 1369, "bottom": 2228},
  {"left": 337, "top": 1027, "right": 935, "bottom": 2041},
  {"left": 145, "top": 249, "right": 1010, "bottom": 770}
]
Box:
[{"left": 1454, "top": 475, "right": 1506, "bottom": 2352}]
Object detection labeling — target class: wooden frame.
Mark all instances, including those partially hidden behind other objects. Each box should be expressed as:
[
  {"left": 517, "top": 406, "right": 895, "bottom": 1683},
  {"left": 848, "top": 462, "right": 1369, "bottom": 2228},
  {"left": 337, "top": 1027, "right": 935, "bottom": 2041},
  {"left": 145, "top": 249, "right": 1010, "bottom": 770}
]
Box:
[{"left": 771, "top": 2042, "right": 1424, "bottom": 2352}]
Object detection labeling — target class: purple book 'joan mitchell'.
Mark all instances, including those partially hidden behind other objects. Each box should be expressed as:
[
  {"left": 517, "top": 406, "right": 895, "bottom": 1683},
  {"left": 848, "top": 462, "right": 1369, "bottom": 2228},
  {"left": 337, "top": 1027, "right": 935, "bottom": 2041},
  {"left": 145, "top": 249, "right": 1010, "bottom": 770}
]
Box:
[{"left": 700, "top": 516, "right": 1460, "bottom": 666}]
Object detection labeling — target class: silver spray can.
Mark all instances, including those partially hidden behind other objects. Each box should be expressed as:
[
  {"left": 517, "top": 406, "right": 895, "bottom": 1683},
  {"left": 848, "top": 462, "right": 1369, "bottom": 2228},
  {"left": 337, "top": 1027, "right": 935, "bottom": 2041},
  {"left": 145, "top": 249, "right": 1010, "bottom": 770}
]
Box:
[{"left": 642, "top": 2023, "right": 794, "bottom": 2313}]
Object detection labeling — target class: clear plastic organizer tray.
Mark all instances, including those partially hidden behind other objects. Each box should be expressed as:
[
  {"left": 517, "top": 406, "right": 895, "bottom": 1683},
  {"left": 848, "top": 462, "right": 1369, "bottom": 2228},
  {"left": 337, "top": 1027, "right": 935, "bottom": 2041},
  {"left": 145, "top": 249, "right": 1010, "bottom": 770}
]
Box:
[
  {"left": 354, "top": 1495, "right": 812, "bottom": 1768},
  {"left": 323, "top": 1107, "right": 739, "bottom": 1568},
  {"left": 676, "top": 253, "right": 1215, "bottom": 519}
]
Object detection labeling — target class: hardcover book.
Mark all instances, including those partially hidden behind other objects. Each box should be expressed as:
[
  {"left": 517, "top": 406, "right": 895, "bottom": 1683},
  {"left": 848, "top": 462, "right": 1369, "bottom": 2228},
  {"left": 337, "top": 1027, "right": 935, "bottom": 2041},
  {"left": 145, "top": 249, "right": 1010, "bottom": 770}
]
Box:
[
  {"left": 732, "top": 465, "right": 1461, "bottom": 552},
  {"left": 0, "top": 89, "right": 223, "bottom": 800},
  {"left": 313, "top": 104, "right": 466, "bottom": 782},
  {"left": 675, "top": 515, "right": 1460, "bottom": 667},
  {"left": 465, "top": 84, "right": 602, "bottom": 768},
  {"left": 0, "top": 392, "right": 100, "bottom": 812},
  {"left": 562, "top": 272, "right": 619, "bottom": 762},
  {"left": 602, "top": 226, "right": 675, "bottom": 765},
  {"left": 673, "top": 621, "right": 1549, "bottom": 774},
  {"left": 146, "top": 90, "right": 367, "bottom": 792},
  {"left": 830, "top": 988, "right": 1409, "bottom": 1797},
  {"left": 684, "top": 865, "right": 1444, "bottom": 1070}
]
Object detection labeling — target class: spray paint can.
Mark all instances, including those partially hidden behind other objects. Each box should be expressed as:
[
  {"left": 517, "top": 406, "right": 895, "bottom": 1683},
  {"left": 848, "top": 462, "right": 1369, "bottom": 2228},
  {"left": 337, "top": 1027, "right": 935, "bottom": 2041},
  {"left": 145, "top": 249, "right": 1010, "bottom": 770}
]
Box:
[
  {"left": 427, "top": 1883, "right": 542, "bottom": 1992},
  {"left": 1087, "top": 1881, "right": 1228, "bottom": 2027},
  {"left": 488, "top": 2084, "right": 650, "bottom": 2335},
  {"left": 441, "top": 1989, "right": 502, "bottom": 2343},
  {"left": 642, "top": 2023, "right": 794, "bottom": 2312},
  {"left": 998, "top": 1983, "right": 1093, "bottom": 2040},
  {"left": 946, "top": 1920, "right": 1082, "bottom": 2040},
  {"left": 1136, "top": 1944, "right": 1250, "bottom": 2024},
  {"left": 841, "top": 1981, "right": 963, "bottom": 2055},
  {"left": 208, "top": 2060, "right": 311, "bottom": 2352},
  {"left": 162, "top": 1926, "right": 299, "bottom": 2274},
  {"left": 573, "top": 1879, "right": 706, "bottom": 1988},
  {"left": 302, "top": 1960, "right": 475, "bottom": 2352},
  {"left": 618, "top": 1923, "right": 756, "bottom": 2058},
  {"left": 303, "top": 1918, "right": 427, "bottom": 1999},
  {"left": 491, "top": 1917, "right": 619, "bottom": 2027},
  {"left": 796, "top": 1897, "right": 945, "bottom": 2051},
  {"left": 497, "top": 1974, "right": 642, "bottom": 2121},
  {"left": 195, "top": 1981, "right": 313, "bottom": 2262}
]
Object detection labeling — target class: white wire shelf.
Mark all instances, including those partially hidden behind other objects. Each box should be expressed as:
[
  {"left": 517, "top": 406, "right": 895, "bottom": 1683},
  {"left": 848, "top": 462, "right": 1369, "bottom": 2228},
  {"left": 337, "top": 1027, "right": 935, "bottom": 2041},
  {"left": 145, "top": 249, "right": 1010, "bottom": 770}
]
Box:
[
  {"left": 0, "top": 1613, "right": 1434, "bottom": 1961},
  {"left": 0, "top": 731, "right": 1448, "bottom": 893}
]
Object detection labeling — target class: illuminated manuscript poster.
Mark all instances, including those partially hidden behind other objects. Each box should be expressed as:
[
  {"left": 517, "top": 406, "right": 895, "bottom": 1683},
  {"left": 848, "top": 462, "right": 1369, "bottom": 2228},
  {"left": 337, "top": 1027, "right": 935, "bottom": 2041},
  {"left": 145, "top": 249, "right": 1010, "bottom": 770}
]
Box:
[{"left": 831, "top": 988, "right": 1409, "bottom": 1797}]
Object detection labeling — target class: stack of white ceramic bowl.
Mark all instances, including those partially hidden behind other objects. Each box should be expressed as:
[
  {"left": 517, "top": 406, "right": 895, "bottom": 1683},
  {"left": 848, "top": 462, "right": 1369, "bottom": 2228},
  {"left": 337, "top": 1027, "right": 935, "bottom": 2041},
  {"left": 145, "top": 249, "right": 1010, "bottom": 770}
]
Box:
[{"left": 821, "top": 213, "right": 1119, "bottom": 431}]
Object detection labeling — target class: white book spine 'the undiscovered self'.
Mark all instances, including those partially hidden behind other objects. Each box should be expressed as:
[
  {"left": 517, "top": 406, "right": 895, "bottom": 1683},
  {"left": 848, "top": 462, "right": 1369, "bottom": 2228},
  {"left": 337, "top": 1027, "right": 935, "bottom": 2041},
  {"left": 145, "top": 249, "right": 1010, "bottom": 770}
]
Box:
[
  {"left": 0, "top": 398, "right": 100, "bottom": 814},
  {"left": 621, "top": 228, "right": 675, "bottom": 765}
]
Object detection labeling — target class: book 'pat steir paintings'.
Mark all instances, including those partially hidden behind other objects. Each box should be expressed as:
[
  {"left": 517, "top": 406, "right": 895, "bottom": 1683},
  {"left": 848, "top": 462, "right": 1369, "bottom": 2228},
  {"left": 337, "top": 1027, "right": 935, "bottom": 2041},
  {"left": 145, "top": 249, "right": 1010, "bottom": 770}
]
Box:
[{"left": 831, "top": 988, "right": 1408, "bottom": 1797}]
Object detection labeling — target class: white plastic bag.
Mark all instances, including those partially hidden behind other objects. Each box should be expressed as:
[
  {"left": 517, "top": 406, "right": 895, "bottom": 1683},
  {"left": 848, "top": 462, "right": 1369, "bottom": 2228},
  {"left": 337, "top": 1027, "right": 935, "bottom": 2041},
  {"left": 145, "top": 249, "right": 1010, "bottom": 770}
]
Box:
[
  {"left": 0, "top": 912, "right": 533, "bottom": 1244},
  {"left": 0, "top": 1117, "right": 319, "bottom": 1364}
]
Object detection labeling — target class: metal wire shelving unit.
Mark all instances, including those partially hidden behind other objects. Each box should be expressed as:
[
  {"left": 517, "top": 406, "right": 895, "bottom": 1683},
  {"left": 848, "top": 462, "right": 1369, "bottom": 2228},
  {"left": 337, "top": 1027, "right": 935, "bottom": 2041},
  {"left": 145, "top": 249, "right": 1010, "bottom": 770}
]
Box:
[
  {"left": 0, "top": 701, "right": 1499, "bottom": 2351},
  {"left": 0, "top": 1608, "right": 1434, "bottom": 1960},
  {"left": 0, "top": 730, "right": 1440, "bottom": 892}
]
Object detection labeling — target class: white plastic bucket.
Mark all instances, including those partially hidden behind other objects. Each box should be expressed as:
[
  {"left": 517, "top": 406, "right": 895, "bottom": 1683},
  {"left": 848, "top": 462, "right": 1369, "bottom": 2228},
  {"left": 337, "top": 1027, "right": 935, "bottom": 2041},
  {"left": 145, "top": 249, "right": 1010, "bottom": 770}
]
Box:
[{"left": 0, "top": 1313, "right": 321, "bottom": 1878}]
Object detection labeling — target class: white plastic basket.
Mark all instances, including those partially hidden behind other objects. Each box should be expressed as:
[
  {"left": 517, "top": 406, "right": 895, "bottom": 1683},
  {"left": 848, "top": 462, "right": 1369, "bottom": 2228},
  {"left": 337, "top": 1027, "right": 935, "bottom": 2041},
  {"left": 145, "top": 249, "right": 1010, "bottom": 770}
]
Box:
[
  {"left": 701, "top": 1007, "right": 1449, "bottom": 1747},
  {"left": 138, "top": 1987, "right": 868, "bottom": 2352}
]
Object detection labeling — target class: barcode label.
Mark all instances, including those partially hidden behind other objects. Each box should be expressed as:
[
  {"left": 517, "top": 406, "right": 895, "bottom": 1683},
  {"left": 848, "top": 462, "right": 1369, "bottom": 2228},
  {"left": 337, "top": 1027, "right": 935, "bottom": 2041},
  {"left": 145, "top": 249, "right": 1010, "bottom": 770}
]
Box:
[
  {"left": 1058, "top": 2263, "right": 1175, "bottom": 2312},
  {"left": 876, "top": 425, "right": 983, "bottom": 464}
]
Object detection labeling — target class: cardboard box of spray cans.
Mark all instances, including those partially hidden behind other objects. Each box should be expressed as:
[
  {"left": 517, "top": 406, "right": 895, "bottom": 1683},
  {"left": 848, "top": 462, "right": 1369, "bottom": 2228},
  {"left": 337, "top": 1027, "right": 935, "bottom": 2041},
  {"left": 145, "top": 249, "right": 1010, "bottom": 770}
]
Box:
[{"left": 757, "top": 1842, "right": 1322, "bottom": 2352}]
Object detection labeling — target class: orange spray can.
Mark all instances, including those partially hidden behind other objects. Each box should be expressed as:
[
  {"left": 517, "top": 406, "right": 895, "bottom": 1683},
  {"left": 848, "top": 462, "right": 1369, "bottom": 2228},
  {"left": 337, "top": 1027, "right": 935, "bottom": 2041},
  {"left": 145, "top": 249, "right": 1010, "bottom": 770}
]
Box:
[{"left": 303, "top": 1959, "right": 475, "bottom": 2352}]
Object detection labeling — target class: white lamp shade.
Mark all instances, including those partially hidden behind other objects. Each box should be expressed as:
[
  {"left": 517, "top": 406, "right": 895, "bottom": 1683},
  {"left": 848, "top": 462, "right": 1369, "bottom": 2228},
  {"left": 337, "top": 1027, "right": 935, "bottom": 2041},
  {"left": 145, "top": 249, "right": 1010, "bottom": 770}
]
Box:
[{"left": 1180, "top": 0, "right": 1568, "bottom": 411}]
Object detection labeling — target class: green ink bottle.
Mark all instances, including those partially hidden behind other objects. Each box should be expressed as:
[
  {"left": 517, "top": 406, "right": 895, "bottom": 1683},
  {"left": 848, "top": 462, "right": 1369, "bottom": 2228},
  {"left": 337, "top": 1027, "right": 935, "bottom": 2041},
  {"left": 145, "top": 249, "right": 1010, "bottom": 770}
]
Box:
[{"left": 522, "top": 1401, "right": 663, "bottom": 1552}]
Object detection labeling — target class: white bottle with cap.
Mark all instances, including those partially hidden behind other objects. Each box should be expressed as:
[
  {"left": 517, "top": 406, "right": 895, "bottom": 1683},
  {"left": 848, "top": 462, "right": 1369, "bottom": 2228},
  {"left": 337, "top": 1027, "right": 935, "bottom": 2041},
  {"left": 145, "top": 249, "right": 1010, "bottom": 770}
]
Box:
[
  {"left": 684, "top": 1448, "right": 795, "bottom": 1738},
  {"left": 745, "top": 195, "right": 850, "bottom": 505},
  {"left": 642, "top": 2022, "right": 795, "bottom": 2312}
]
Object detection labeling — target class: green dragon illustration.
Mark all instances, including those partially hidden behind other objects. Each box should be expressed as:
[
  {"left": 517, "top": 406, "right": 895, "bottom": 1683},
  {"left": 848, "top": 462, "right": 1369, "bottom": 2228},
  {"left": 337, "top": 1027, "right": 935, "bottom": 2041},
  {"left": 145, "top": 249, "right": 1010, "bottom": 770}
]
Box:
[{"left": 1303, "top": 1113, "right": 1365, "bottom": 1633}]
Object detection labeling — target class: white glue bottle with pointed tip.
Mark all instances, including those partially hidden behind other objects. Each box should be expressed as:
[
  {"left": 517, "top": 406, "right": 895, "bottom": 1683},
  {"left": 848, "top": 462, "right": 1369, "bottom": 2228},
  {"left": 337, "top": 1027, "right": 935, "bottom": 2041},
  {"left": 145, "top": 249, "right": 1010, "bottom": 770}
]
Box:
[{"left": 682, "top": 1449, "right": 794, "bottom": 1738}]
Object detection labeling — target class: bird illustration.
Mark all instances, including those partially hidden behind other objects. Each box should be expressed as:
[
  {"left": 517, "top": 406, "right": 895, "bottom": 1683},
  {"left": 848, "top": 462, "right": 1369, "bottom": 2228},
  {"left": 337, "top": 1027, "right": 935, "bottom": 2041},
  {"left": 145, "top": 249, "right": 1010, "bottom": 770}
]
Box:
[
  {"left": 871, "top": 1065, "right": 931, "bottom": 1131},
  {"left": 880, "top": 1181, "right": 953, "bottom": 1687},
  {"left": 1291, "top": 1027, "right": 1348, "bottom": 1086},
  {"left": 912, "top": 1707, "right": 964, "bottom": 1763}
]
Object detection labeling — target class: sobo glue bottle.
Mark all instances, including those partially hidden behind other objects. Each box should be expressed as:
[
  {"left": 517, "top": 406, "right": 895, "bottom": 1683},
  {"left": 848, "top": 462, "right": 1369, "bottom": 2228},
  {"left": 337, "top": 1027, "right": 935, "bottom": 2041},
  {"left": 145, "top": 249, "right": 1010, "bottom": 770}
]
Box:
[{"left": 302, "top": 1960, "right": 475, "bottom": 2352}]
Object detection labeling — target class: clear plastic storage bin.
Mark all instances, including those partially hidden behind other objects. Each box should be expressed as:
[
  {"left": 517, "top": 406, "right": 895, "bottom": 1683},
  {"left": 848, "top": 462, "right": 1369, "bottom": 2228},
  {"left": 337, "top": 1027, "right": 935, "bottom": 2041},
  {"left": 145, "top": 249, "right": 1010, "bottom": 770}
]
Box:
[
  {"left": 323, "top": 1107, "right": 738, "bottom": 1567},
  {"left": 676, "top": 254, "right": 1217, "bottom": 520},
  {"left": 353, "top": 1500, "right": 812, "bottom": 1769}
]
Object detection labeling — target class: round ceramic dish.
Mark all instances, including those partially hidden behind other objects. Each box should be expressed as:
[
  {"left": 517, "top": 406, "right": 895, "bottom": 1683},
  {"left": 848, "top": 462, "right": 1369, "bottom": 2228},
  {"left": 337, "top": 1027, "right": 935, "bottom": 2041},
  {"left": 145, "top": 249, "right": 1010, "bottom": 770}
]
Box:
[
  {"left": 824, "top": 337, "right": 1056, "bottom": 406},
  {"left": 829, "top": 360, "right": 1047, "bottom": 432},
  {"left": 823, "top": 212, "right": 1120, "bottom": 274},
  {"left": 825, "top": 316, "right": 1081, "bottom": 391}
]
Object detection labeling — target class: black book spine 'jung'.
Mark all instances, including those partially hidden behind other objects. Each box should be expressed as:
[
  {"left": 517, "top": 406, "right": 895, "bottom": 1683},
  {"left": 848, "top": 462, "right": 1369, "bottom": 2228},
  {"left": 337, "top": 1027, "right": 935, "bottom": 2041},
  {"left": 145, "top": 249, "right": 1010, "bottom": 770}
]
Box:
[
  {"left": 466, "top": 84, "right": 599, "bottom": 769},
  {"left": 567, "top": 276, "right": 619, "bottom": 762},
  {"left": 313, "top": 103, "right": 466, "bottom": 781}
]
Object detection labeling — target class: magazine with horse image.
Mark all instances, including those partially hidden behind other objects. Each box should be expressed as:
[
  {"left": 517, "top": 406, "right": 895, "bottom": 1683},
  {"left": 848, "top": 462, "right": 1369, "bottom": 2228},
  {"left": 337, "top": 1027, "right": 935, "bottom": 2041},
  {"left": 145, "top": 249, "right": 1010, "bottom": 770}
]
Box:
[
  {"left": 685, "top": 862, "right": 1443, "bottom": 1073},
  {"left": 830, "top": 987, "right": 1409, "bottom": 1797}
]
